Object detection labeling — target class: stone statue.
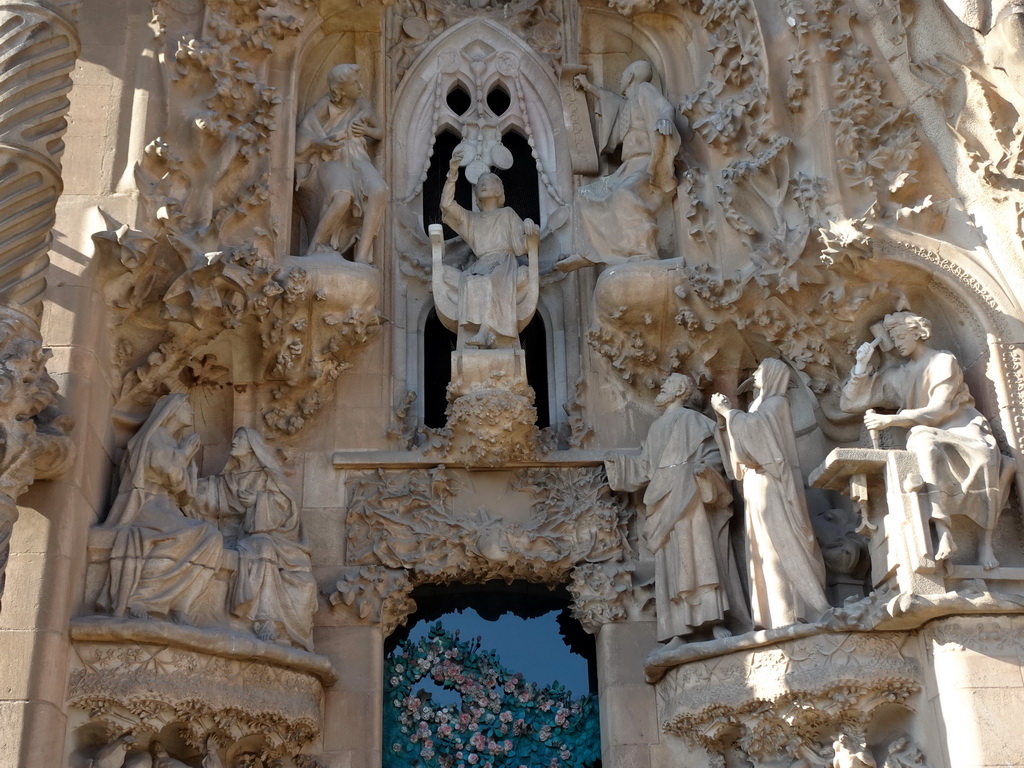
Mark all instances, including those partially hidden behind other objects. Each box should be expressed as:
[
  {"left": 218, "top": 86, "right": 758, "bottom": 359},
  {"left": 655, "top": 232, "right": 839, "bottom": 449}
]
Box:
[
  {"left": 430, "top": 147, "right": 540, "bottom": 350},
  {"left": 606, "top": 373, "right": 746, "bottom": 646},
  {"left": 194, "top": 427, "right": 317, "bottom": 651},
  {"left": 711, "top": 358, "right": 830, "bottom": 629},
  {"left": 556, "top": 60, "right": 682, "bottom": 272},
  {"left": 295, "top": 63, "right": 388, "bottom": 264},
  {"left": 98, "top": 394, "right": 224, "bottom": 624},
  {"left": 883, "top": 736, "right": 931, "bottom": 768},
  {"left": 0, "top": 306, "right": 74, "bottom": 609},
  {"left": 832, "top": 734, "right": 877, "bottom": 768},
  {"left": 841, "top": 312, "right": 1009, "bottom": 569}
]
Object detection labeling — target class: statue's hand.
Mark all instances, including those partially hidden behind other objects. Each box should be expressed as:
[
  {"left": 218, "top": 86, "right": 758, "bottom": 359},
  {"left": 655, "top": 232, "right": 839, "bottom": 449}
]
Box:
[
  {"left": 237, "top": 489, "right": 257, "bottom": 507},
  {"left": 655, "top": 118, "right": 674, "bottom": 136},
  {"left": 852, "top": 341, "right": 876, "bottom": 376},
  {"left": 350, "top": 120, "right": 367, "bottom": 137},
  {"left": 710, "top": 393, "right": 731, "bottom": 416},
  {"left": 449, "top": 148, "right": 465, "bottom": 170},
  {"left": 523, "top": 219, "right": 540, "bottom": 238},
  {"left": 572, "top": 74, "right": 591, "bottom": 92}
]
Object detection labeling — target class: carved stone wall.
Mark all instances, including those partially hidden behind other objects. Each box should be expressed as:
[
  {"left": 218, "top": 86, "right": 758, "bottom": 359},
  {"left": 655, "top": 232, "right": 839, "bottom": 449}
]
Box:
[{"left": 7, "top": 0, "right": 1024, "bottom": 766}]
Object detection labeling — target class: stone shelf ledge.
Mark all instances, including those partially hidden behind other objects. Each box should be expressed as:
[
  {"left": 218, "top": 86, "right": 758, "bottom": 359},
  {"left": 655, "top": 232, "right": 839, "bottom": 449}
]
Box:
[
  {"left": 332, "top": 449, "right": 607, "bottom": 469},
  {"left": 70, "top": 615, "right": 338, "bottom": 684}
]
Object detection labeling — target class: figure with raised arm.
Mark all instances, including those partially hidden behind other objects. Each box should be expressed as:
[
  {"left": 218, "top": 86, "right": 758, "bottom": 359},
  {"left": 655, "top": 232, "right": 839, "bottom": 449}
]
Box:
[
  {"left": 295, "top": 63, "right": 387, "bottom": 264},
  {"left": 840, "top": 312, "right": 1009, "bottom": 569},
  {"left": 605, "top": 373, "right": 746, "bottom": 647},
  {"left": 711, "top": 359, "right": 829, "bottom": 629},
  {"left": 556, "top": 60, "right": 682, "bottom": 272},
  {"left": 431, "top": 148, "right": 540, "bottom": 350}
]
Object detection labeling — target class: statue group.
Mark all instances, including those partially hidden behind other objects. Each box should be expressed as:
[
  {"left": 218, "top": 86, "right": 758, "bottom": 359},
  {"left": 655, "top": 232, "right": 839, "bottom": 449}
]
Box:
[
  {"left": 610, "top": 315, "right": 1012, "bottom": 646},
  {"left": 98, "top": 394, "right": 317, "bottom": 651}
]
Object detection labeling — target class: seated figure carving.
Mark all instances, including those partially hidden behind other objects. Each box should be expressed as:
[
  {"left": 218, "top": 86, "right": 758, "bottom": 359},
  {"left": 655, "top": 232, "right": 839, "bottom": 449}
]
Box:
[
  {"left": 556, "top": 60, "right": 682, "bottom": 272},
  {"left": 431, "top": 148, "right": 540, "bottom": 350},
  {"left": 98, "top": 394, "right": 223, "bottom": 624},
  {"left": 295, "top": 63, "right": 387, "bottom": 264},
  {"left": 841, "top": 312, "right": 1011, "bottom": 569},
  {"left": 194, "top": 427, "right": 317, "bottom": 651}
]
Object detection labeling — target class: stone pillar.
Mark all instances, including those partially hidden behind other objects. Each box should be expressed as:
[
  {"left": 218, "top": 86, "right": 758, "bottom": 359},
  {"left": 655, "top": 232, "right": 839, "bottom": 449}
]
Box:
[
  {"left": 596, "top": 620, "right": 660, "bottom": 768},
  {"left": 316, "top": 624, "right": 384, "bottom": 768},
  {"left": 925, "top": 616, "right": 1024, "bottom": 768},
  {"left": 0, "top": 0, "right": 80, "bottom": 317}
]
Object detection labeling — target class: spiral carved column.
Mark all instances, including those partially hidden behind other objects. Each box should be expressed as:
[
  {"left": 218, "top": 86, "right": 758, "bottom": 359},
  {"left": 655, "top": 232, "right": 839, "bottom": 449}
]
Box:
[{"left": 0, "top": 0, "right": 80, "bottom": 318}]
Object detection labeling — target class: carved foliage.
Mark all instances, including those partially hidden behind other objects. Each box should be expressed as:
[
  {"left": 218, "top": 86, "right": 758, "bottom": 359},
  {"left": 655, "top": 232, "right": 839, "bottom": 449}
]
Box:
[
  {"left": 329, "top": 565, "right": 417, "bottom": 636},
  {"left": 345, "top": 466, "right": 629, "bottom": 587},
  {"left": 659, "top": 633, "right": 921, "bottom": 765},
  {"left": 69, "top": 641, "right": 321, "bottom": 765}
]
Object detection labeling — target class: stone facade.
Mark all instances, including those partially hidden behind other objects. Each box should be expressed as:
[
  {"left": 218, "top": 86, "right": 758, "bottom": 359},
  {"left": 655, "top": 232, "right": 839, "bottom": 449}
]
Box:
[{"left": 2, "top": 0, "right": 1024, "bottom": 765}]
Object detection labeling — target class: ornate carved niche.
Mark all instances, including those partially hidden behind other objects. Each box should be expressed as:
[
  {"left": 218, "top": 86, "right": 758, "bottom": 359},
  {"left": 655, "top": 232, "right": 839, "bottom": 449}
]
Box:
[{"left": 391, "top": 18, "right": 571, "bottom": 231}]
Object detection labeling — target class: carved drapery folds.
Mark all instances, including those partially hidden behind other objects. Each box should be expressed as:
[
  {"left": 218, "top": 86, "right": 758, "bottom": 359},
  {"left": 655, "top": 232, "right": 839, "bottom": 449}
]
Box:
[
  {"left": 0, "top": 0, "right": 80, "bottom": 316},
  {"left": 0, "top": 306, "right": 73, "bottom": 609}
]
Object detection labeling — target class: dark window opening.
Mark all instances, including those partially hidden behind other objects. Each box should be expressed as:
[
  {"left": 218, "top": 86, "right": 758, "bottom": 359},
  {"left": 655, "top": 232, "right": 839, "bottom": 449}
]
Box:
[
  {"left": 494, "top": 130, "right": 541, "bottom": 228},
  {"left": 446, "top": 83, "right": 472, "bottom": 116},
  {"left": 424, "top": 308, "right": 456, "bottom": 429},
  {"left": 486, "top": 83, "right": 511, "bottom": 116},
  {"left": 423, "top": 312, "right": 549, "bottom": 430},
  {"left": 423, "top": 130, "right": 473, "bottom": 240}
]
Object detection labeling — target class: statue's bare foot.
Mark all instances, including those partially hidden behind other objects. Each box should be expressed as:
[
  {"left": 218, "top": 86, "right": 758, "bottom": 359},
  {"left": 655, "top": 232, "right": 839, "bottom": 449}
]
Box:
[
  {"left": 465, "top": 328, "right": 493, "bottom": 348},
  {"left": 126, "top": 607, "right": 149, "bottom": 621},
  {"left": 934, "top": 530, "right": 957, "bottom": 563},
  {"left": 169, "top": 609, "right": 192, "bottom": 626},
  {"left": 254, "top": 620, "right": 276, "bottom": 642},
  {"left": 555, "top": 253, "right": 595, "bottom": 273},
  {"left": 661, "top": 636, "right": 686, "bottom": 652},
  {"left": 712, "top": 625, "right": 733, "bottom": 640},
  {"left": 979, "top": 542, "right": 1000, "bottom": 570}
]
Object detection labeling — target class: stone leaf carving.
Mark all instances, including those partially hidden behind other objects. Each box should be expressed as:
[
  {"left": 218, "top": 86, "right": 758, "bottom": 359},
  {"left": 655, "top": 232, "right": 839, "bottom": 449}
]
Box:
[
  {"left": 94, "top": 0, "right": 381, "bottom": 438},
  {"left": 346, "top": 466, "right": 630, "bottom": 587},
  {"left": 0, "top": 0, "right": 80, "bottom": 315},
  {"left": 329, "top": 565, "right": 417, "bottom": 636},
  {"left": 657, "top": 632, "right": 921, "bottom": 766},
  {"left": 0, "top": 306, "right": 74, "bottom": 610},
  {"left": 68, "top": 640, "right": 322, "bottom": 766},
  {"left": 566, "top": 561, "right": 640, "bottom": 634}
]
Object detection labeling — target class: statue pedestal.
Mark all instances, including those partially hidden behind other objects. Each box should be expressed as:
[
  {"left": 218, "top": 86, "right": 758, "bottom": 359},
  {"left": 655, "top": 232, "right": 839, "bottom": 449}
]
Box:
[{"left": 436, "top": 349, "right": 540, "bottom": 467}]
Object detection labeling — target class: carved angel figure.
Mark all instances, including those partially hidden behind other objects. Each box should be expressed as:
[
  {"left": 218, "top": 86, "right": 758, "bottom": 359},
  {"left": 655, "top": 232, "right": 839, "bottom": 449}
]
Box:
[
  {"left": 557, "top": 60, "right": 682, "bottom": 272},
  {"left": 431, "top": 148, "right": 540, "bottom": 350},
  {"left": 840, "top": 312, "right": 1011, "bottom": 569},
  {"left": 98, "top": 394, "right": 223, "bottom": 624},
  {"left": 194, "top": 427, "right": 316, "bottom": 651},
  {"left": 295, "top": 63, "right": 388, "bottom": 264},
  {"left": 605, "top": 373, "right": 746, "bottom": 646},
  {"left": 711, "top": 359, "right": 829, "bottom": 629}
]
